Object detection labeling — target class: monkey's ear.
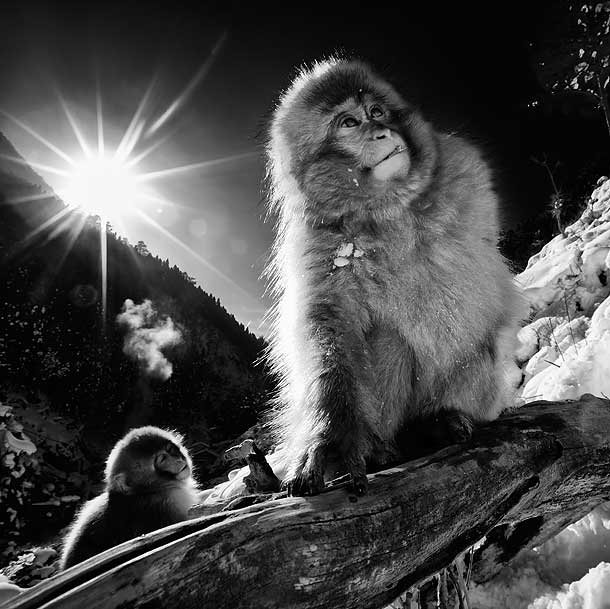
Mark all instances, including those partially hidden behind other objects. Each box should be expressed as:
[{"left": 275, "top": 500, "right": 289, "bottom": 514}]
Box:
[{"left": 108, "top": 472, "right": 130, "bottom": 493}]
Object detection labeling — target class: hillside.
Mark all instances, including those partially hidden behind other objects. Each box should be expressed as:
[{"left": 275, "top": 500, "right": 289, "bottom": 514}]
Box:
[
  {"left": 0, "top": 131, "right": 54, "bottom": 192},
  {"left": 0, "top": 131, "right": 269, "bottom": 461}
]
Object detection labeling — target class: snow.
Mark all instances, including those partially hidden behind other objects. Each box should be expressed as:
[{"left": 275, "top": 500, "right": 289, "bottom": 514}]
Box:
[
  {"left": 471, "top": 177, "right": 610, "bottom": 608},
  {"left": 529, "top": 563, "right": 610, "bottom": 609},
  {"left": 517, "top": 177, "right": 610, "bottom": 404}
]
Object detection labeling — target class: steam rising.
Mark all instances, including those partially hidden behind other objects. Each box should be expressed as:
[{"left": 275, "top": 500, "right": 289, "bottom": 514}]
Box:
[{"left": 117, "top": 299, "right": 182, "bottom": 380}]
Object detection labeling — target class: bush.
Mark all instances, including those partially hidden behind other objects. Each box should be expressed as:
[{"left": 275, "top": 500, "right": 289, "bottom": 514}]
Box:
[{"left": 0, "top": 393, "right": 89, "bottom": 565}]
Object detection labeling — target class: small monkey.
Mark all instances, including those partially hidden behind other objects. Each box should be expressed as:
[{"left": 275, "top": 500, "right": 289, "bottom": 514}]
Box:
[
  {"left": 265, "top": 59, "right": 524, "bottom": 496},
  {"left": 60, "top": 426, "right": 198, "bottom": 569}
]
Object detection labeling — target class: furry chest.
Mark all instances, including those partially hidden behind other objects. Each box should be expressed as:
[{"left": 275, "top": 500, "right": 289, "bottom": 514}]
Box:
[{"left": 326, "top": 238, "right": 391, "bottom": 294}]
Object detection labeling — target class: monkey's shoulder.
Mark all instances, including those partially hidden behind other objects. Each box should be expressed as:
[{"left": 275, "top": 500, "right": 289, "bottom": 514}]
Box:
[{"left": 61, "top": 493, "right": 114, "bottom": 568}]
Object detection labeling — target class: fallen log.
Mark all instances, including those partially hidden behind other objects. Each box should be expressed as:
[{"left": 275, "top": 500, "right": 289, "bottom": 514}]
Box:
[{"left": 7, "top": 394, "right": 610, "bottom": 609}]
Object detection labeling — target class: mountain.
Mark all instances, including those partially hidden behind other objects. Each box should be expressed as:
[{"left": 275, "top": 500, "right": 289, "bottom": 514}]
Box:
[
  {"left": 0, "top": 131, "right": 54, "bottom": 192},
  {"left": 0, "top": 131, "right": 270, "bottom": 466}
]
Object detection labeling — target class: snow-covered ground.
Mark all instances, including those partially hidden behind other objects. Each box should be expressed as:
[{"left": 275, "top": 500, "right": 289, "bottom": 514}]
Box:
[
  {"left": 516, "top": 177, "right": 610, "bottom": 405},
  {"left": 472, "top": 177, "right": 610, "bottom": 609}
]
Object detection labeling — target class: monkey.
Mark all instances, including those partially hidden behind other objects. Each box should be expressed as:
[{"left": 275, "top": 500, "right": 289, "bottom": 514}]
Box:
[
  {"left": 60, "top": 426, "right": 198, "bottom": 569},
  {"left": 264, "top": 59, "right": 525, "bottom": 497}
]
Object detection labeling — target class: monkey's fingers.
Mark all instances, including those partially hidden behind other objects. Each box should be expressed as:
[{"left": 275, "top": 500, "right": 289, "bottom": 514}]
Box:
[
  {"left": 350, "top": 472, "right": 368, "bottom": 496},
  {"left": 438, "top": 410, "right": 474, "bottom": 444},
  {"left": 345, "top": 453, "right": 368, "bottom": 496},
  {"left": 282, "top": 470, "right": 325, "bottom": 496},
  {"left": 282, "top": 446, "right": 326, "bottom": 496}
]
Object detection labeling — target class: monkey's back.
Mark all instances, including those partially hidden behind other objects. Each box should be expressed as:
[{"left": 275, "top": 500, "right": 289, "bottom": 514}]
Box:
[{"left": 61, "top": 490, "right": 192, "bottom": 569}]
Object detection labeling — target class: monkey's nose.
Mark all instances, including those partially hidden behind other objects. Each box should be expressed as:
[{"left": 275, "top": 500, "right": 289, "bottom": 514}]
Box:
[{"left": 372, "top": 127, "right": 391, "bottom": 140}]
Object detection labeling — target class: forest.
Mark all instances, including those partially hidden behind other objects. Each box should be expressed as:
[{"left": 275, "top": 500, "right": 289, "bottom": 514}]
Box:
[{"left": 0, "top": 140, "right": 270, "bottom": 574}]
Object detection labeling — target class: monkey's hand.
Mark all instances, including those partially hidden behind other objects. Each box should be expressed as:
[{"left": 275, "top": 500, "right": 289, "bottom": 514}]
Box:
[
  {"left": 283, "top": 443, "right": 368, "bottom": 496},
  {"left": 283, "top": 443, "right": 326, "bottom": 496}
]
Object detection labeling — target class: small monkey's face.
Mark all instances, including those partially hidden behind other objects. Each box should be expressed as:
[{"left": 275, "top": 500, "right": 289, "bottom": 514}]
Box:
[
  {"left": 152, "top": 441, "right": 191, "bottom": 480},
  {"left": 329, "top": 96, "right": 410, "bottom": 182},
  {"left": 105, "top": 427, "right": 194, "bottom": 494}
]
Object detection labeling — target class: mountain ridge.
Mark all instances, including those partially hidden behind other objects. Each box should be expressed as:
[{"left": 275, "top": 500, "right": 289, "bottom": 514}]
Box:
[{"left": 0, "top": 130, "right": 270, "bottom": 462}]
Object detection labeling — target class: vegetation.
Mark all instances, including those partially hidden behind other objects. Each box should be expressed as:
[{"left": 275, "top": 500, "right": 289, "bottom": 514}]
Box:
[
  {"left": 0, "top": 161, "right": 272, "bottom": 559},
  {"left": 535, "top": 2, "right": 610, "bottom": 138}
]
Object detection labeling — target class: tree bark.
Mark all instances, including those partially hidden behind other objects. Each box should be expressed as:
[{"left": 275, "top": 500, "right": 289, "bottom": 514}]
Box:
[{"left": 9, "top": 394, "right": 610, "bottom": 609}]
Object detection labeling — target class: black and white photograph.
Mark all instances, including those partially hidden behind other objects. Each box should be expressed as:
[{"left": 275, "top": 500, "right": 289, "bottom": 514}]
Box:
[{"left": 1, "top": 2, "right": 610, "bottom": 607}]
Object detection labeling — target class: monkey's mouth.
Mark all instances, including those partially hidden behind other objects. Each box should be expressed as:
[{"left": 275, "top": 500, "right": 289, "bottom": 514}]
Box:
[
  {"left": 376, "top": 145, "right": 408, "bottom": 166},
  {"left": 176, "top": 462, "right": 190, "bottom": 479}
]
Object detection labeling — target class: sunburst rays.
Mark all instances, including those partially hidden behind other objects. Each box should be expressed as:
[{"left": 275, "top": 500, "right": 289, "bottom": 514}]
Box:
[
  {"left": 1, "top": 41, "right": 260, "bottom": 322},
  {"left": 146, "top": 31, "right": 227, "bottom": 138}
]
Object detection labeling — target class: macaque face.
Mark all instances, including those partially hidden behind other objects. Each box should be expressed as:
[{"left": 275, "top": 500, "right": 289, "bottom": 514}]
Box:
[
  {"left": 106, "top": 428, "right": 193, "bottom": 493},
  {"left": 152, "top": 440, "right": 192, "bottom": 481},
  {"left": 271, "top": 61, "right": 438, "bottom": 220},
  {"left": 330, "top": 96, "right": 410, "bottom": 182}
]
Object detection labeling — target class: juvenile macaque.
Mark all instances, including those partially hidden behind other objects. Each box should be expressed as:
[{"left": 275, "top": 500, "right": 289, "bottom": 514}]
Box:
[
  {"left": 265, "top": 59, "right": 523, "bottom": 496},
  {"left": 60, "top": 426, "right": 198, "bottom": 569}
]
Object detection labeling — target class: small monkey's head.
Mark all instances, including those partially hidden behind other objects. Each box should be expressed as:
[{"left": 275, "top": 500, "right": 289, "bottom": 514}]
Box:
[
  {"left": 105, "top": 426, "right": 194, "bottom": 495},
  {"left": 268, "top": 59, "right": 438, "bottom": 221}
]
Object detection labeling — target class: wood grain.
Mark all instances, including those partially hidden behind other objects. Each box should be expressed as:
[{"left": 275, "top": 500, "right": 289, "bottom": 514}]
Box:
[{"left": 7, "top": 394, "right": 610, "bottom": 609}]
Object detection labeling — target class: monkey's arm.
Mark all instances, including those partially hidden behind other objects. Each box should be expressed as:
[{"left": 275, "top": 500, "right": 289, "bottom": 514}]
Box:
[{"left": 281, "top": 263, "right": 375, "bottom": 496}]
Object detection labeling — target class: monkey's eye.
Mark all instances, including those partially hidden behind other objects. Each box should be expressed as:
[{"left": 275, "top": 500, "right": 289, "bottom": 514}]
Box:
[
  {"left": 369, "top": 105, "right": 384, "bottom": 119},
  {"left": 340, "top": 116, "right": 359, "bottom": 128},
  {"left": 166, "top": 442, "right": 179, "bottom": 456}
]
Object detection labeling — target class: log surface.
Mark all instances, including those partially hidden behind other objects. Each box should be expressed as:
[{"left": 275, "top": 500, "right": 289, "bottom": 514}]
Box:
[{"left": 8, "top": 394, "right": 610, "bottom": 609}]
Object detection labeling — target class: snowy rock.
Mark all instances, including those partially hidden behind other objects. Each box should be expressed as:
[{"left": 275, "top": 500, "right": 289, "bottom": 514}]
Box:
[
  {"left": 516, "top": 177, "right": 610, "bottom": 404},
  {"left": 476, "top": 178, "right": 610, "bottom": 607}
]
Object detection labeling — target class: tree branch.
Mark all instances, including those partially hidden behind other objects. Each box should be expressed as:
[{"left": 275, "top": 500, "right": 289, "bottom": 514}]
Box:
[{"left": 9, "top": 394, "right": 610, "bottom": 609}]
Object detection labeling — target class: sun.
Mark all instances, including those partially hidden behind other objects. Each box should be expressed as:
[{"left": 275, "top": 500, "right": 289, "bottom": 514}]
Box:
[
  {"left": 62, "top": 153, "right": 140, "bottom": 220},
  {"left": 0, "top": 49, "right": 260, "bottom": 324}
]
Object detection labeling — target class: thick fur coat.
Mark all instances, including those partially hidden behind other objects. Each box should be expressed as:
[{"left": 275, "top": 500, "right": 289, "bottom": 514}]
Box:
[
  {"left": 265, "top": 60, "right": 524, "bottom": 495},
  {"left": 60, "top": 427, "right": 198, "bottom": 569}
]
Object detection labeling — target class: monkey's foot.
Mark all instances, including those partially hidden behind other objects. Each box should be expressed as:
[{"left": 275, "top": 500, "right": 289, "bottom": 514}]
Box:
[
  {"left": 438, "top": 410, "right": 474, "bottom": 444},
  {"left": 397, "top": 410, "right": 475, "bottom": 459},
  {"left": 282, "top": 446, "right": 326, "bottom": 496}
]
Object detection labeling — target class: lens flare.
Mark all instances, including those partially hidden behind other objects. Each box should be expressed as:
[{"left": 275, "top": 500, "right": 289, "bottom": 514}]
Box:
[
  {"left": 63, "top": 154, "right": 140, "bottom": 218},
  {"left": 0, "top": 43, "right": 263, "bottom": 323}
]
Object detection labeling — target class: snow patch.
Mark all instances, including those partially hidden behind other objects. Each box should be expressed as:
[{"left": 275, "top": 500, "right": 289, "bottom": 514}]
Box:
[
  {"left": 517, "top": 177, "right": 610, "bottom": 404},
  {"left": 475, "top": 177, "right": 610, "bottom": 607}
]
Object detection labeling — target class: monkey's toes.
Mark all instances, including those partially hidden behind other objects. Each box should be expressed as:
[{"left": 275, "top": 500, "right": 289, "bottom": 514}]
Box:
[
  {"left": 350, "top": 472, "right": 368, "bottom": 496},
  {"left": 346, "top": 454, "right": 368, "bottom": 495},
  {"left": 441, "top": 410, "right": 474, "bottom": 444}
]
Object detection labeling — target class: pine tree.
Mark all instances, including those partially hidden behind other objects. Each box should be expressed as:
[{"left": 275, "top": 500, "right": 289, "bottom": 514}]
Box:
[{"left": 134, "top": 240, "right": 150, "bottom": 256}]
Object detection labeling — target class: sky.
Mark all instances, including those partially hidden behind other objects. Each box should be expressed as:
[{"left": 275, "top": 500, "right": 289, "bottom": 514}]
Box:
[{"left": 0, "top": 1, "right": 602, "bottom": 336}]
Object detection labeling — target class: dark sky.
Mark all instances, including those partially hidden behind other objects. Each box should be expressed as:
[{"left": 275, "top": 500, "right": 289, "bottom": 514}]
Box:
[{"left": 0, "top": 1, "right": 602, "bottom": 334}]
